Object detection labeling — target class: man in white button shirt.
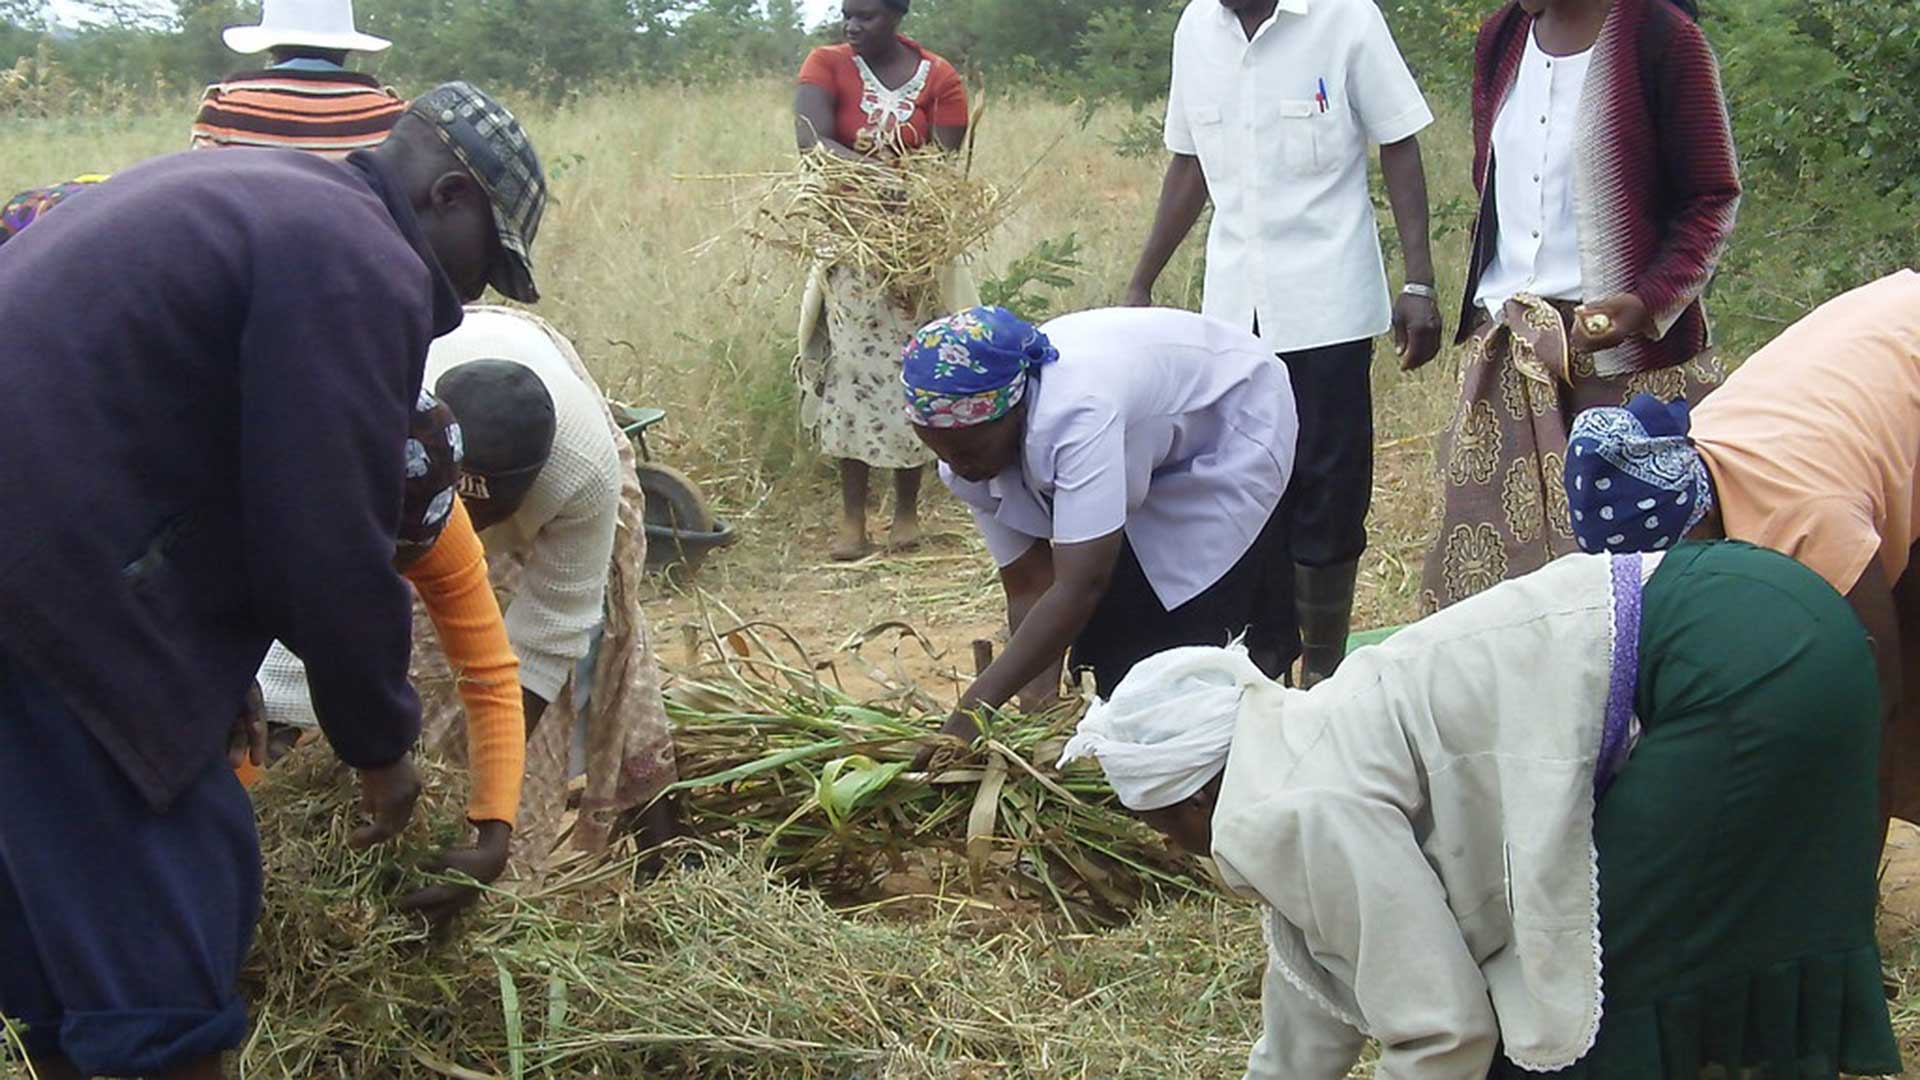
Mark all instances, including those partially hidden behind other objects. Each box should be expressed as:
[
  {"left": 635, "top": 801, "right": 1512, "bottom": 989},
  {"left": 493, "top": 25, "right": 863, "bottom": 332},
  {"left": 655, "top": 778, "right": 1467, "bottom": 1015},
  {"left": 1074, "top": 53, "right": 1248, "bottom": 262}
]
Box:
[{"left": 1124, "top": 0, "right": 1440, "bottom": 687}]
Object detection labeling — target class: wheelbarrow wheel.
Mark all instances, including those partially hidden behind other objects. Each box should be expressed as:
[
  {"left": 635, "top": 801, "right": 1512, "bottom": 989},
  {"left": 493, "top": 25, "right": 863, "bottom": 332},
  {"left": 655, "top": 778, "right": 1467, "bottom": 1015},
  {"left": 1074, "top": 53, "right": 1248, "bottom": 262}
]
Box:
[{"left": 637, "top": 462, "right": 716, "bottom": 535}]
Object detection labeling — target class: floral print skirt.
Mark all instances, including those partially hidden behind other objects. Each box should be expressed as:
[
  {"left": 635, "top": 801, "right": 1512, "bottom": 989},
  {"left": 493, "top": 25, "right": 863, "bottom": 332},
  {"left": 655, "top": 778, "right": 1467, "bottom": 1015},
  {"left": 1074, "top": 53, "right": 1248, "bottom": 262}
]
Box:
[
  {"left": 799, "top": 265, "right": 938, "bottom": 470},
  {"left": 1420, "top": 300, "right": 1724, "bottom": 615}
]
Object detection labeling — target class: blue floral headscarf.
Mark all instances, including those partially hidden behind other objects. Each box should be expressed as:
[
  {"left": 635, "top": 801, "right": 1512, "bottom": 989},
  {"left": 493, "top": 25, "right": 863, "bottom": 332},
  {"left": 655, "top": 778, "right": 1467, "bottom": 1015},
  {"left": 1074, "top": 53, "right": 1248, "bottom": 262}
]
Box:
[
  {"left": 1564, "top": 394, "right": 1714, "bottom": 554},
  {"left": 901, "top": 306, "right": 1058, "bottom": 428}
]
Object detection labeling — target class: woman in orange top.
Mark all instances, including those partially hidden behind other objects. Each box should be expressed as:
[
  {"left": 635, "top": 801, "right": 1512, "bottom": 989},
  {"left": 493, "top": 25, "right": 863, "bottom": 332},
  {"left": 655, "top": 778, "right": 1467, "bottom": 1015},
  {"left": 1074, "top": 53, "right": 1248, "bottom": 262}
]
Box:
[
  {"left": 251, "top": 391, "right": 527, "bottom": 922},
  {"left": 793, "top": 0, "right": 971, "bottom": 561}
]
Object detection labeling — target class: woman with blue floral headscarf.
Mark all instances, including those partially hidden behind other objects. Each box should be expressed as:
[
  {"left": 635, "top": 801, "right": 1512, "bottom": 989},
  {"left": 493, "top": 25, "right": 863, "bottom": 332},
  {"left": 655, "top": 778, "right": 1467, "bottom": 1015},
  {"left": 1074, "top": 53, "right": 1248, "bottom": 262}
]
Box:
[{"left": 901, "top": 305, "right": 1300, "bottom": 757}]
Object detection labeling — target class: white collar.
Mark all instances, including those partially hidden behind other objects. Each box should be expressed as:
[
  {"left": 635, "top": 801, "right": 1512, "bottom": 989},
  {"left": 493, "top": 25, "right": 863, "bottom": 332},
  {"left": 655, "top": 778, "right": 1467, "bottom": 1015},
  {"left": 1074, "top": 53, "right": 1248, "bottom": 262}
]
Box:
[{"left": 1213, "top": 0, "right": 1311, "bottom": 31}]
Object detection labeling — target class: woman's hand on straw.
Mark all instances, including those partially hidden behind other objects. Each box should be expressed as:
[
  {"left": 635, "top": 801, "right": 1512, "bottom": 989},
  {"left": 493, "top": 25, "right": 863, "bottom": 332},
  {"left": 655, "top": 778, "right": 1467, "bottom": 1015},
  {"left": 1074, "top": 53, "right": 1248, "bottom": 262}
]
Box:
[
  {"left": 911, "top": 711, "right": 983, "bottom": 773},
  {"left": 351, "top": 755, "right": 422, "bottom": 849},
  {"left": 397, "top": 819, "right": 511, "bottom": 926}
]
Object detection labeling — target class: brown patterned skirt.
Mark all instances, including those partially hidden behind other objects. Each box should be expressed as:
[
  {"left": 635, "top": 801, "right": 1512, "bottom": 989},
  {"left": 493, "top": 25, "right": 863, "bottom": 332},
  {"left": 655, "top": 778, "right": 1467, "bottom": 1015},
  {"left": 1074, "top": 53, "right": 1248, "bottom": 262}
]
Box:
[
  {"left": 1420, "top": 298, "right": 1724, "bottom": 614},
  {"left": 797, "top": 265, "right": 939, "bottom": 470}
]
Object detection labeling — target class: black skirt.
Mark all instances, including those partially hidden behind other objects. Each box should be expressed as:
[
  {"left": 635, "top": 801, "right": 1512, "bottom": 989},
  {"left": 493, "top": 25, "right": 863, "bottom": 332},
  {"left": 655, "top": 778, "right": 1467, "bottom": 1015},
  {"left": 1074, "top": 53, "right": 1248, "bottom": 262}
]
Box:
[{"left": 1068, "top": 505, "right": 1294, "bottom": 698}]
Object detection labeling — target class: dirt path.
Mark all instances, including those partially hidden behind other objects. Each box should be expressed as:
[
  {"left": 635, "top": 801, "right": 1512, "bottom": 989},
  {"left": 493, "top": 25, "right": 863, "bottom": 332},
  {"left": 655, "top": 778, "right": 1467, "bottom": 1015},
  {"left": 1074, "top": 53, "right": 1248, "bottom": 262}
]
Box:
[{"left": 647, "top": 489, "right": 1009, "bottom": 710}]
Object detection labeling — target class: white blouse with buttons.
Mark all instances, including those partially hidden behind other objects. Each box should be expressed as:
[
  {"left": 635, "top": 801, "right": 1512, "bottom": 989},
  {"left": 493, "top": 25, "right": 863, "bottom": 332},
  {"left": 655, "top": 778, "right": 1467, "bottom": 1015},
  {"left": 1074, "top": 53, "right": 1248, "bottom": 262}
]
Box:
[{"left": 1474, "top": 28, "right": 1593, "bottom": 316}]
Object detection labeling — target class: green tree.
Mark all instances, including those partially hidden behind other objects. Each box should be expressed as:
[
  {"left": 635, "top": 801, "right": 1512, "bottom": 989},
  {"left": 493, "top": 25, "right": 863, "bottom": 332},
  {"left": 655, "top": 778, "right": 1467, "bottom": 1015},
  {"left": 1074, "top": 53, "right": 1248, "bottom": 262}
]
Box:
[
  {"left": 0, "top": 0, "right": 47, "bottom": 67},
  {"left": 1073, "top": 5, "right": 1180, "bottom": 111}
]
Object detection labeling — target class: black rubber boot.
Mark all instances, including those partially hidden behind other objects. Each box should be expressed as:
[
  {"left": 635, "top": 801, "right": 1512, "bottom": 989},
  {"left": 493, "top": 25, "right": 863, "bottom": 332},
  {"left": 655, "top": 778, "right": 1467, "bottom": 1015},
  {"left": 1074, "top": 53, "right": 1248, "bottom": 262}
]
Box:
[{"left": 1296, "top": 559, "right": 1360, "bottom": 689}]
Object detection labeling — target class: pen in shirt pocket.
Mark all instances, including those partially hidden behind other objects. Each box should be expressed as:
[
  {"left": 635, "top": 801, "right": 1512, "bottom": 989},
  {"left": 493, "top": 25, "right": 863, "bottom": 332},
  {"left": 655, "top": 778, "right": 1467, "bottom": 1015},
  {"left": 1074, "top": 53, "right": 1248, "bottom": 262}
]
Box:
[{"left": 1316, "top": 77, "right": 1329, "bottom": 113}]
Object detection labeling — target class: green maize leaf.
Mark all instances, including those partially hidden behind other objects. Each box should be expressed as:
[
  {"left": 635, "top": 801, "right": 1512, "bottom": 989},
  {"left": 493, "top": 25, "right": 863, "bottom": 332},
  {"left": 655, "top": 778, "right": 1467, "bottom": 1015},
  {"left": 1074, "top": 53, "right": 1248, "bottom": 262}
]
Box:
[
  {"left": 665, "top": 739, "right": 846, "bottom": 791},
  {"left": 495, "top": 957, "right": 525, "bottom": 1080},
  {"left": 818, "top": 754, "right": 908, "bottom": 829}
]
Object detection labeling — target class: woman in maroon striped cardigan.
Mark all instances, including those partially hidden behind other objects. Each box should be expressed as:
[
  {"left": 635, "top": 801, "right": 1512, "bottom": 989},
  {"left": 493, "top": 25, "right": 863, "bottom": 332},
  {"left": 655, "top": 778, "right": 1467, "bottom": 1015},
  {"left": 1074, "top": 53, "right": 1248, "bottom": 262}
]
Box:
[{"left": 1421, "top": 0, "right": 1740, "bottom": 614}]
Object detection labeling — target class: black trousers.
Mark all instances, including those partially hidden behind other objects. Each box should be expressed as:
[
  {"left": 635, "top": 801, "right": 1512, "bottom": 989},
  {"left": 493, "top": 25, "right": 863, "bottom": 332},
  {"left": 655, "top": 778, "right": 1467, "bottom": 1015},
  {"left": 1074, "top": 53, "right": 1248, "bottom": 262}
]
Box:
[
  {"left": 1274, "top": 337, "right": 1375, "bottom": 568},
  {"left": 1068, "top": 504, "right": 1293, "bottom": 698}
]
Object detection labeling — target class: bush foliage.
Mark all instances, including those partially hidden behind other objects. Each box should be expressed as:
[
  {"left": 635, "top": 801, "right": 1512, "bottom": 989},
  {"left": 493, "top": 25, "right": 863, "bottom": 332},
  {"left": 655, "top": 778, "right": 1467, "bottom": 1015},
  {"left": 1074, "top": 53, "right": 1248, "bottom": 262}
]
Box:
[{"left": 1, "top": 0, "right": 1913, "bottom": 346}]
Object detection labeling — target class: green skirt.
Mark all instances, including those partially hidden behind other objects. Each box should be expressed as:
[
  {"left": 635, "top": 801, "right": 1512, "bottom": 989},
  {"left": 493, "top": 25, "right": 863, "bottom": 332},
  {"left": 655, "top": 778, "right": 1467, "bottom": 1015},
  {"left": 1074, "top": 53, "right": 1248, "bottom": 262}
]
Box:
[{"left": 1492, "top": 542, "right": 1902, "bottom": 1078}]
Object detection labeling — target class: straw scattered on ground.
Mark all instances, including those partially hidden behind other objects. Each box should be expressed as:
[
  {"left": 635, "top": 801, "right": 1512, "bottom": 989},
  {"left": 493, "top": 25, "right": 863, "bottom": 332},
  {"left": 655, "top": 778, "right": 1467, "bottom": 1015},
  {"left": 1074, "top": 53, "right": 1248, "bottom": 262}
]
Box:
[{"left": 238, "top": 743, "right": 1267, "bottom": 1080}]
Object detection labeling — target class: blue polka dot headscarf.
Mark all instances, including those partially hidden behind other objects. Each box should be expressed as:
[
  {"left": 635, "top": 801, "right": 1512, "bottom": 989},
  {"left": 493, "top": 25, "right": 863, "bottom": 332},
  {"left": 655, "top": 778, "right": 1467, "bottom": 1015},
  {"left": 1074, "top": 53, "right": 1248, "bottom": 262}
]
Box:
[{"left": 1564, "top": 394, "right": 1714, "bottom": 554}]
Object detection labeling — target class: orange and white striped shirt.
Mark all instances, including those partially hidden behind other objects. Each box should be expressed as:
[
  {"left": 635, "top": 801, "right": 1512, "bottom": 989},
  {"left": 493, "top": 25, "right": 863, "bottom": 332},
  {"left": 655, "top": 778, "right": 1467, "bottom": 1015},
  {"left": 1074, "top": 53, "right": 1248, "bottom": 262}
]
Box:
[{"left": 190, "top": 66, "right": 407, "bottom": 158}]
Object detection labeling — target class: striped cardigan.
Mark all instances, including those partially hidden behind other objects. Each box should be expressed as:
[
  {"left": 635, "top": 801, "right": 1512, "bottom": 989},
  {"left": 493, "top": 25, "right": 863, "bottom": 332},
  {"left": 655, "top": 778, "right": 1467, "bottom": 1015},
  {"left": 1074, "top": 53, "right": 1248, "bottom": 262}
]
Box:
[
  {"left": 190, "top": 67, "right": 407, "bottom": 158},
  {"left": 1458, "top": 0, "right": 1741, "bottom": 376}
]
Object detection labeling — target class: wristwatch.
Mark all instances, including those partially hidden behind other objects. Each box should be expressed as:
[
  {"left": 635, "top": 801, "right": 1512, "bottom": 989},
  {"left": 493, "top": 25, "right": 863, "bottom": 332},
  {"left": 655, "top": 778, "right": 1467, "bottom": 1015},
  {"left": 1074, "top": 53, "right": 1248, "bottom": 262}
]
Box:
[{"left": 1401, "top": 282, "right": 1439, "bottom": 300}]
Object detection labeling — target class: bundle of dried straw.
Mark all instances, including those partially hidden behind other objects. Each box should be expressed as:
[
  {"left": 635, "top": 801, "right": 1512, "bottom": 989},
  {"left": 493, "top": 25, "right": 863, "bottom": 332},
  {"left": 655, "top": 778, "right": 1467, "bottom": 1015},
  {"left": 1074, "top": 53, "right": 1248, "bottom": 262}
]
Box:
[{"left": 687, "top": 117, "right": 1031, "bottom": 309}]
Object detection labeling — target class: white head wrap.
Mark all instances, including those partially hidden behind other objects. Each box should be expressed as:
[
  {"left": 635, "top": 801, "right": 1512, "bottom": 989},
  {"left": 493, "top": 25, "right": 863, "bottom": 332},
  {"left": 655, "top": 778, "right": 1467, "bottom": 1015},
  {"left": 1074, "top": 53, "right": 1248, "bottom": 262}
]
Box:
[{"left": 1056, "top": 644, "right": 1272, "bottom": 811}]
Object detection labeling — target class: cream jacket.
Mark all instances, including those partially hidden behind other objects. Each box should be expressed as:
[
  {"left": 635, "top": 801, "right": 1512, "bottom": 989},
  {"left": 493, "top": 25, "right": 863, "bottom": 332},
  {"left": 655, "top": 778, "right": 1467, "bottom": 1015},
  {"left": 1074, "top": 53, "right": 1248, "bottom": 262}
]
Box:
[{"left": 1211, "top": 552, "right": 1659, "bottom": 1078}]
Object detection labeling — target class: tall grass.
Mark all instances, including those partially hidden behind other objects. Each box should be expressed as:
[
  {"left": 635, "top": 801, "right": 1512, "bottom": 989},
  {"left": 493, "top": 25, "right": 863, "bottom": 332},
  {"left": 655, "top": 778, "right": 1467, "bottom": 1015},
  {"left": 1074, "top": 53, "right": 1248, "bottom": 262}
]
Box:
[
  {"left": 0, "top": 80, "right": 1477, "bottom": 623},
  {"left": 4, "top": 81, "right": 1917, "bottom": 1079}
]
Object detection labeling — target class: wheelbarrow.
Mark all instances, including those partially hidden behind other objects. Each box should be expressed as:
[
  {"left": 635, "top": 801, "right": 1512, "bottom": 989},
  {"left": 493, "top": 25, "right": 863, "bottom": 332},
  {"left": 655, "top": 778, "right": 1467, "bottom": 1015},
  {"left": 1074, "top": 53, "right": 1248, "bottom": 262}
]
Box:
[{"left": 611, "top": 403, "right": 737, "bottom": 576}]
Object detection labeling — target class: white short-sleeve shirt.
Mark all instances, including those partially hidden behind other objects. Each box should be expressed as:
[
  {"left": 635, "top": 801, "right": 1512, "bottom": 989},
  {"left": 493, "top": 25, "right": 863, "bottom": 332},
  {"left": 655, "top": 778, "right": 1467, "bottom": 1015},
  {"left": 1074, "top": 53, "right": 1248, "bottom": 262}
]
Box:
[
  {"left": 1165, "top": 0, "right": 1433, "bottom": 352},
  {"left": 940, "top": 308, "right": 1298, "bottom": 610}
]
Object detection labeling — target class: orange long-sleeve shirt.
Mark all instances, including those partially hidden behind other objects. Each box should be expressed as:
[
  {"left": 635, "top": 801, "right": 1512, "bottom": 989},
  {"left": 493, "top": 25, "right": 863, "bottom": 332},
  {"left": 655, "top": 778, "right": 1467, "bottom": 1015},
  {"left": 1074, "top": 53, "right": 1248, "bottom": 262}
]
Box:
[
  {"left": 409, "top": 497, "right": 526, "bottom": 826},
  {"left": 236, "top": 499, "right": 525, "bottom": 826}
]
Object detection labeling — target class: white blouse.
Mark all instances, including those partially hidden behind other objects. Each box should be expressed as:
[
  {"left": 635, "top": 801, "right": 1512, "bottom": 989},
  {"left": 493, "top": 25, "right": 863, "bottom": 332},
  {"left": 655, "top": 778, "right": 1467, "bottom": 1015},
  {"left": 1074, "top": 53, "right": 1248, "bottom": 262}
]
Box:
[
  {"left": 1474, "top": 29, "right": 1593, "bottom": 316},
  {"left": 941, "top": 307, "right": 1298, "bottom": 609}
]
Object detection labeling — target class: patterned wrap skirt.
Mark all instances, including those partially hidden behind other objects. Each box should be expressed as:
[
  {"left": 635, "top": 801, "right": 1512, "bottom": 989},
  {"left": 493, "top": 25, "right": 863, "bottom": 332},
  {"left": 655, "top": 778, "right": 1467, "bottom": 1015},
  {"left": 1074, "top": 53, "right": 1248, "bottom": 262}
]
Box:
[
  {"left": 796, "top": 264, "right": 943, "bottom": 470},
  {"left": 1421, "top": 297, "right": 1724, "bottom": 614}
]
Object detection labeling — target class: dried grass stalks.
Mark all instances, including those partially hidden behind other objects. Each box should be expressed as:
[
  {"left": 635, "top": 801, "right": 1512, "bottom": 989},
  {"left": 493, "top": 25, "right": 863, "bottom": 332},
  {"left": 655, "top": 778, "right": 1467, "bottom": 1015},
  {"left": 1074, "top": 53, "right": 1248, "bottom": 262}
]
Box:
[
  {"left": 691, "top": 140, "right": 1018, "bottom": 308},
  {"left": 241, "top": 744, "right": 1265, "bottom": 1079},
  {"left": 667, "top": 671, "right": 1215, "bottom": 928}
]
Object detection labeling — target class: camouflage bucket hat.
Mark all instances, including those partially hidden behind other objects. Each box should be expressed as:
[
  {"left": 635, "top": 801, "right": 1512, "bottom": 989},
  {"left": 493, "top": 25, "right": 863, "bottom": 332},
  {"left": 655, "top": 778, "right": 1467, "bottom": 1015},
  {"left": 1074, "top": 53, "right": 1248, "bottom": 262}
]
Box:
[{"left": 409, "top": 81, "right": 548, "bottom": 303}]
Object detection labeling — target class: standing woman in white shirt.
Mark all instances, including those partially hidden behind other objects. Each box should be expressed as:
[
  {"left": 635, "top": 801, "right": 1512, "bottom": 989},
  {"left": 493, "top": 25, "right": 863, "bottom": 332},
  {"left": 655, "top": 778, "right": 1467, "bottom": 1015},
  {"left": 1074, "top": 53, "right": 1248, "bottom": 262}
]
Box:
[
  {"left": 1420, "top": 0, "right": 1740, "bottom": 613},
  {"left": 900, "top": 305, "right": 1298, "bottom": 759},
  {"left": 1124, "top": 0, "right": 1443, "bottom": 688}
]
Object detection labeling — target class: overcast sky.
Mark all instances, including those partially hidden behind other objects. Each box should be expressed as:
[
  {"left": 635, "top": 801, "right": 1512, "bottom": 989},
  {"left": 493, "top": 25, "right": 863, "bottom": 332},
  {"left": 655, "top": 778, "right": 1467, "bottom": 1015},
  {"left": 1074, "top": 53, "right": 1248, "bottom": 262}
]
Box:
[{"left": 47, "top": 0, "right": 846, "bottom": 28}]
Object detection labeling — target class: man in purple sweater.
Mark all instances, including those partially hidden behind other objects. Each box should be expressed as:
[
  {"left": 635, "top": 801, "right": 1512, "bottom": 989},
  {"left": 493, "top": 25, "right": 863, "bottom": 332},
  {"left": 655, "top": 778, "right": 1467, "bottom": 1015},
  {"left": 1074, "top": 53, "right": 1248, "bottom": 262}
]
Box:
[{"left": 0, "top": 82, "right": 545, "bottom": 1080}]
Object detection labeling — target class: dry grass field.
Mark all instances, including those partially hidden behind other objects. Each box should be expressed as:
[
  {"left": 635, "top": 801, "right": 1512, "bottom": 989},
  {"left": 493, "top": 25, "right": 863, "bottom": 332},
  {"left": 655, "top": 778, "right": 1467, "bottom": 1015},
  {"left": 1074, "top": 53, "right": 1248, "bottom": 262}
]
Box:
[{"left": 3, "top": 81, "right": 1917, "bottom": 1077}]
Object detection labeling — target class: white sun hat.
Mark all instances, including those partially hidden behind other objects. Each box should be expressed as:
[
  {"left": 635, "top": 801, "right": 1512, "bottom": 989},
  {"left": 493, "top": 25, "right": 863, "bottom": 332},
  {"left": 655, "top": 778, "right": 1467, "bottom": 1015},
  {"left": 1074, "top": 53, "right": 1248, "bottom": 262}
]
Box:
[{"left": 222, "top": 0, "right": 392, "bottom": 56}]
